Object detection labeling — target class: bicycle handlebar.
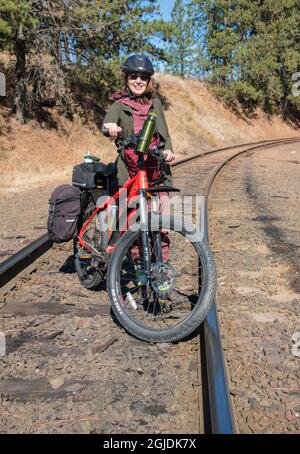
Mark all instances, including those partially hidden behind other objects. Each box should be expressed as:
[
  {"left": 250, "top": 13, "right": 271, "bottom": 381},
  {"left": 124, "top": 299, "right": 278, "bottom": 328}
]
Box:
[
  {"left": 149, "top": 147, "right": 164, "bottom": 160},
  {"left": 102, "top": 127, "right": 164, "bottom": 160}
]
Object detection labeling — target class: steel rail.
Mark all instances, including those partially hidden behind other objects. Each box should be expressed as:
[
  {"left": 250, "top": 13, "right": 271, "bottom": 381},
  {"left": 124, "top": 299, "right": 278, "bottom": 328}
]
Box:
[
  {"left": 202, "top": 137, "right": 300, "bottom": 236},
  {"left": 0, "top": 234, "right": 53, "bottom": 289},
  {"left": 200, "top": 137, "right": 300, "bottom": 434},
  {"left": 172, "top": 136, "right": 300, "bottom": 168}
]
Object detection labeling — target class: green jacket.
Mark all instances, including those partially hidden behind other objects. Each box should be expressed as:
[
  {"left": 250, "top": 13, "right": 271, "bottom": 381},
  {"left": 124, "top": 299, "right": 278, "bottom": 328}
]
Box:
[
  {"left": 103, "top": 97, "right": 173, "bottom": 186},
  {"left": 103, "top": 97, "right": 173, "bottom": 151}
]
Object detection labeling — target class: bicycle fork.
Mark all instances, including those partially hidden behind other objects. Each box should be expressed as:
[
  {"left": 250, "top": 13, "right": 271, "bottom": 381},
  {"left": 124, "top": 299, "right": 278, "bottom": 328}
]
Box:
[{"left": 139, "top": 191, "right": 162, "bottom": 276}]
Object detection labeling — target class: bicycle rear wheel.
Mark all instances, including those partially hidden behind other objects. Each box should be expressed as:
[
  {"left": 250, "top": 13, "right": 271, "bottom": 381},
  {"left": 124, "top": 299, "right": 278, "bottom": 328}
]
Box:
[
  {"left": 107, "top": 215, "right": 217, "bottom": 342},
  {"left": 74, "top": 202, "right": 108, "bottom": 290}
]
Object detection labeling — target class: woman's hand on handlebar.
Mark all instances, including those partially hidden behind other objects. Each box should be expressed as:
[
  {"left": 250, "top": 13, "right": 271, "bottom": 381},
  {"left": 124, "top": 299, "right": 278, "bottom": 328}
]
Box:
[
  {"left": 103, "top": 123, "right": 123, "bottom": 138},
  {"left": 163, "top": 149, "right": 175, "bottom": 163}
]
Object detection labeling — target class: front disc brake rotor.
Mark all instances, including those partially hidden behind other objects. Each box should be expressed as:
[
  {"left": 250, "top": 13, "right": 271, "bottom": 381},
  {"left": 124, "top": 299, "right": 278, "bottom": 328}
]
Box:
[{"left": 150, "top": 263, "right": 176, "bottom": 299}]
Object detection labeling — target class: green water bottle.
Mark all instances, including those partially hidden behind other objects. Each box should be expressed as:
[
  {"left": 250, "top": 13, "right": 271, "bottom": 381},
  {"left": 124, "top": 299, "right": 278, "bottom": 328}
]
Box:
[
  {"left": 84, "top": 153, "right": 100, "bottom": 163},
  {"left": 135, "top": 112, "right": 157, "bottom": 154}
]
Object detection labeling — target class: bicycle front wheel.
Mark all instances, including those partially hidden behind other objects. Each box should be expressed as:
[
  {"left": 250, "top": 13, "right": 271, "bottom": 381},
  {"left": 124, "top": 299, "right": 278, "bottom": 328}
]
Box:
[{"left": 107, "top": 216, "right": 217, "bottom": 343}]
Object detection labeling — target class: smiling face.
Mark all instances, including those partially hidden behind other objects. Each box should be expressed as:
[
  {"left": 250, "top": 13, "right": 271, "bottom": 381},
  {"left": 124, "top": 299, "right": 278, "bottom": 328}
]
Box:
[{"left": 126, "top": 73, "right": 150, "bottom": 97}]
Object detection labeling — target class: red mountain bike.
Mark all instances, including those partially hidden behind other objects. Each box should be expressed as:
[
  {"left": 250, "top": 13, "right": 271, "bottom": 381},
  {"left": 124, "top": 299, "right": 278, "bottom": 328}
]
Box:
[{"left": 74, "top": 113, "right": 216, "bottom": 342}]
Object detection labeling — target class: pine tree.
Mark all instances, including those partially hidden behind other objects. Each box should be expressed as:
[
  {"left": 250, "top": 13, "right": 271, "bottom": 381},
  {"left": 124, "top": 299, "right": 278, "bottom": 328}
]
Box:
[
  {"left": 0, "top": 0, "right": 168, "bottom": 122},
  {"left": 166, "top": 0, "right": 195, "bottom": 78},
  {"left": 191, "top": 0, "right": 300, "bottom": 117},
  {"left": 189, "top": 1, "right": 209, "bottom": 80},
  {"left": 275, "top": 0, "right": 300, "bottom": 115},
  {"left": 0, "top": 0, "right": 37, "bottom": 122},
  {"left": 69, "top": 0, "right": 167, "bottom": 104}
]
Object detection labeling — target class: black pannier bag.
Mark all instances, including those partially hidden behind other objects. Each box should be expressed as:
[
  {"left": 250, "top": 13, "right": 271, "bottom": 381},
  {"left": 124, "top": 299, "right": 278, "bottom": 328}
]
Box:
[
  {"left": 72, "top": 162, "right": 116, "bottom": 191},
  {"left": 47, "top": 184, "right": 81, "bottom": 243}
]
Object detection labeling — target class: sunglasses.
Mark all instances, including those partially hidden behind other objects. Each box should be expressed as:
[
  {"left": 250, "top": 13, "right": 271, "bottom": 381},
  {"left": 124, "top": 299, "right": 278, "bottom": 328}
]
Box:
[{"left": 127, "top": 74, "right": 149, "bottom": 82}]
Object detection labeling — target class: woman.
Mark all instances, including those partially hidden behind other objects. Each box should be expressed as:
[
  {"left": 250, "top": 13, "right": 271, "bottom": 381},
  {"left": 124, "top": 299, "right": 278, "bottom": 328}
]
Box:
[
  {"left": 102, "top": 53, "right": 175, "bottom": 187},
  {"left": 103, "top": 54, "right": 173, "bottom": 263}
]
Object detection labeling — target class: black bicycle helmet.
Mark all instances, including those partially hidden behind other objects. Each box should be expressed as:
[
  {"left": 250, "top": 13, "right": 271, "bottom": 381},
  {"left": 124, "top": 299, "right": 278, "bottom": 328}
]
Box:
[{"left": 122, "top": 54, "right": 154, "bottom": 76}]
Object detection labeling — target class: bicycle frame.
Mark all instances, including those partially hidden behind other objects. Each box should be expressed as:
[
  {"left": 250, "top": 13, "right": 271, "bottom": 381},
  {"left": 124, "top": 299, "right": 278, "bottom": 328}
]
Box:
[{"left": 78, "top": 160, "right": 151, "bottom": 254}]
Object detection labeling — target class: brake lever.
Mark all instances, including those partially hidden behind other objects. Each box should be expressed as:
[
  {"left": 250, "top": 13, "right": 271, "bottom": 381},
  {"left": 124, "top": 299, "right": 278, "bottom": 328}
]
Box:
[
  {"left": 102, "top": 127, "right": 110, "bottom": 137},
  {"left": 150, "top": 147, "right": 164, "bottom": 161}
]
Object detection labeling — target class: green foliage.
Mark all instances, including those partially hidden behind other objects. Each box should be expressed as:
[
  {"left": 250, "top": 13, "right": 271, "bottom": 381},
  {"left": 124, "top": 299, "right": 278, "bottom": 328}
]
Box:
[
  {"left": 0, "top": 0, "right": 37, "bottom": 46},
  {"left": 165, "top": 0, "right": 196, "bottom": 78},
  {"left": 1, "top": 0, "right": 299, "bottom": 122},
  {"left": 0, "top": 0, "right": 168, "bottom": 122},
  {"left": 68, "top": 0, "right": 166, "bottom": 109},
  {"left": 213, "top": 81, "right": 263, "bottom": 113},
  {"left": 185, "top": 0, "right": 300, "bottom": 118},
  {"left": 72, "top": 0, "right": 161, "bottom": 60}
]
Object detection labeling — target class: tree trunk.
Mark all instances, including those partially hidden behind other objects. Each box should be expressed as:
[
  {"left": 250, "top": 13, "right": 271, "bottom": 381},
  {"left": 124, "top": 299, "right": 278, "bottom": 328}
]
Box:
[
  {"left": 180, "top": 45, "right": 185, "bottom": 79},
  {"left": 64, "top": 33, "right": 71, "bottom": 65},
  {"left": 180, "top": 59, "right": 185, "bottom": 79},
  {"left": 15, "top": 24, "right": 27, "bottom": 124}
]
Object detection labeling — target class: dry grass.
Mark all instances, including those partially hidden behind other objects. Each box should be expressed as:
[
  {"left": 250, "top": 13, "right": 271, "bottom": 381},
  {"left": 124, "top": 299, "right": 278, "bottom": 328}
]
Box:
[
  {"left": 156, "top": 74, "right": 218, "bottom": 154},
  {"left": 158, "top": 74, "right": 298, "bottom": 148},
  {"left": 0, "top": 107, "right": 115, "bottom": 192},
  {"left": 0, "top": 73, "right": 298, "bottom": 193}
]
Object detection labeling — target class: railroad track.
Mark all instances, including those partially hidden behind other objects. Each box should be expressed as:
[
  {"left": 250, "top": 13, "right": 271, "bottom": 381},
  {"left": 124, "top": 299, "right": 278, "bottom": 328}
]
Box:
[{"left": 1, "top": 136, "right": 299, "bottom": 434}]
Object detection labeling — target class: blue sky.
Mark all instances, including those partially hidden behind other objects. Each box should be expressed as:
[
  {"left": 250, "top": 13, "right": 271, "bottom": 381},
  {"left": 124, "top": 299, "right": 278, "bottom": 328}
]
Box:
[
  {"left": 157, "top": 0, "right": 174, "bottom": 20},
  {"left": 151, "top": 1, "right": 175, "bottom": 69}
]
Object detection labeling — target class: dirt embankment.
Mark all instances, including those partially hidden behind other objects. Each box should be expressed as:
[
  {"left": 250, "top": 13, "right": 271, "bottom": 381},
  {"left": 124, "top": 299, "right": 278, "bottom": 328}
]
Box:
[{"left": 0, "top": 73, "right": 298, "bottom": 194}]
